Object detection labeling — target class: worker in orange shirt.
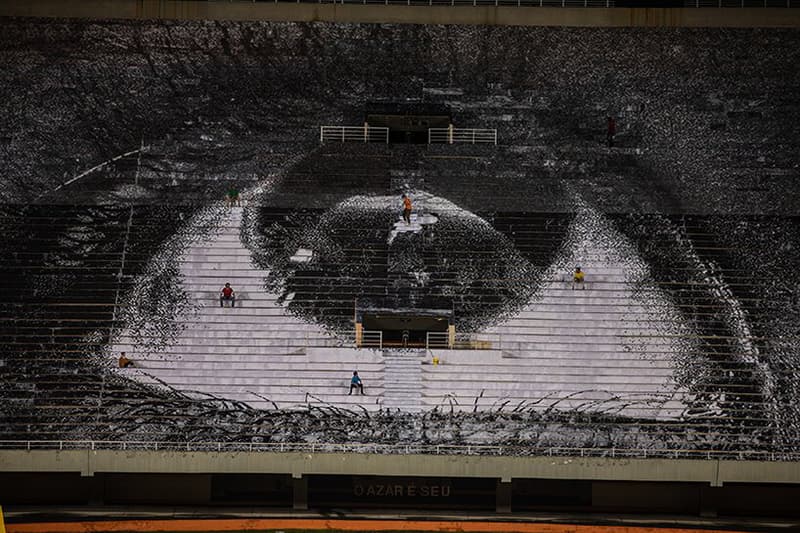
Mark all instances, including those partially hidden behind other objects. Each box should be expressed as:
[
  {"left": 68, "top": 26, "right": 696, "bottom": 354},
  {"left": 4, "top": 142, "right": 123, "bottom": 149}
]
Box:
[{"left": 401, "top": 193, "right": 412, "bottom": 224}]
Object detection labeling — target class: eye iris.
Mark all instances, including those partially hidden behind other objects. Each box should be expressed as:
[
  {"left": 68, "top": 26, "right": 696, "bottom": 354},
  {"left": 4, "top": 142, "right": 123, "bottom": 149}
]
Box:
[{"left": 253, "top": 194, "right": 534, "bottom": 335}]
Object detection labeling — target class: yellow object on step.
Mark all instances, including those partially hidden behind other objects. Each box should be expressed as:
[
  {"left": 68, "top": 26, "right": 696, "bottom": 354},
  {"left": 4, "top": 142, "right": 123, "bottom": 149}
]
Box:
[{"left": 0, "top": 504, "right": 6, "bottom": 533}]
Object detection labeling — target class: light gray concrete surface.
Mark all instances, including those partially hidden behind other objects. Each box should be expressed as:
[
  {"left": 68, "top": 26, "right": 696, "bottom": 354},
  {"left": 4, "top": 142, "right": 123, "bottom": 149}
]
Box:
[{"left": 3, "top": 449, "right": 800, "bottom": 486}]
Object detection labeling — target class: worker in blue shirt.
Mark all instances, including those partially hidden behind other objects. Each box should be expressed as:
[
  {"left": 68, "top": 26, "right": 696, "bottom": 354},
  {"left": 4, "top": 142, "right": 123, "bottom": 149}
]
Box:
[{"left": 349, "top": 371, "right": 364, "bottom": 395}]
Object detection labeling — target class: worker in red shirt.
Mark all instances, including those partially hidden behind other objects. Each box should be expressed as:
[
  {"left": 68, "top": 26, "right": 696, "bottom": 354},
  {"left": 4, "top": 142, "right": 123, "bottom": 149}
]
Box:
[
  {"left": 401, "top": 193, "right": 412, "bottom": 224},
  {"left": 220, "top": 282, "right": 235, "bottom": 308},
  {"left": 606, "top": 116, "right": 616, "bottom": 147}
]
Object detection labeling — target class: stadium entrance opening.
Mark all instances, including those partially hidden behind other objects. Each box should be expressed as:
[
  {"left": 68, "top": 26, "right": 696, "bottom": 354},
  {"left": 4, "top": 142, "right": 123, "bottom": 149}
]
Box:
[
  {"left": 356, "top": 307, "right": 453, "bottom": 348},
  {"left": 366, "top": 113, "right": 451, "bottom": 144}
]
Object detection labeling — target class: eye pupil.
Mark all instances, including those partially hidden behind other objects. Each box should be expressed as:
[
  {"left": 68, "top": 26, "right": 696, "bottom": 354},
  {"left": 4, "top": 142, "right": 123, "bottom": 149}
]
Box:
[{"left": 253, "top": 193, "right": 537, "bottom": 335}]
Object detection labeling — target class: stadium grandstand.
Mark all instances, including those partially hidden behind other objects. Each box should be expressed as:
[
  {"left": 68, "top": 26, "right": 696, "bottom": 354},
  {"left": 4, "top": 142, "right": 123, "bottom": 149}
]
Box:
[{"left": 1, "top": 1, "right": 800, "bottom": 531}]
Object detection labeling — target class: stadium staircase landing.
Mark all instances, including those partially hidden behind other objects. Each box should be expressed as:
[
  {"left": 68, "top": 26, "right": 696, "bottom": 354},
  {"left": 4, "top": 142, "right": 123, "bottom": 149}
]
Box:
[{"left": 382, "top": 349, "right": 425, "bottom": 412}]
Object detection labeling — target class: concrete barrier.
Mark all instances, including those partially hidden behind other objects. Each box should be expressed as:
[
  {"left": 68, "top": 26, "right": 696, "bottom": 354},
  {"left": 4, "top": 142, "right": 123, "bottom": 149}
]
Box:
[{"left": 1, "top": 1, "right": 799, "bottom": 28}]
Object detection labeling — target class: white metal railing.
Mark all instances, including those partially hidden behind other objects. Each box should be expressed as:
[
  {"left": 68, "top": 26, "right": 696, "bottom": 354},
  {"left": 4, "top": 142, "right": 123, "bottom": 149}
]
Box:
[
  {"left": 426, "top": 331, "right": 450, "bottom": 349},
  {"left": 360, "top": 329, "right": 383, "bottom": 348},
  {"left": 315, "top": 0, "right": 614, "bottom": 5},
  {"left": 428, "top": 127, "right": 497, "bottom": 145},
  {"left": 0, "top": 439, "right": 797, "bottom": 461},
  {"left": 320, "top": 125, "right": 389, "bottom": 144}
]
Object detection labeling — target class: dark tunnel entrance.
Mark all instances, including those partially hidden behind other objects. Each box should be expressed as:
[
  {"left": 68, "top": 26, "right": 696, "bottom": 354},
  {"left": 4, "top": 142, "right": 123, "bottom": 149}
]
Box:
[
  {"left": 366, "top": 113, "right": 452, "bottom": 144},
  {"left": 357, "top": 307, "right": 452, "bottom": 348},
  {"left": 365, "top": 102, "right": 451, "bottom": 144}
]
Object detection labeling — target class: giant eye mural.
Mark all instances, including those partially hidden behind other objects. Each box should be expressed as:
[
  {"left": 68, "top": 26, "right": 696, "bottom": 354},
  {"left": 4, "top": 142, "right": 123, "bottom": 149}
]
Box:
[{"left": 0, "top": 18, "right": 798, "bottom": 454}]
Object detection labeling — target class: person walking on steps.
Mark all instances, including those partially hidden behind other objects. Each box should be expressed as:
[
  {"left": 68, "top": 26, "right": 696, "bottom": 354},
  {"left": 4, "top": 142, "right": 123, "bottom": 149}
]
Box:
[
  {"left": 606, "top": 116, "right": 616, "bottom": 147},
  {"left": 220, "top": 282, "right": 236, "bottom": 307},
  {"left": 402, "top": 193, "right": 412, "bottom": 224},
  {"left": 349, "top": 370, "right": 364, "bottom": 395},
  {"left": 226, "top": 186, "right": 240, "bottom": 207},
  {"left": 572, "top": 266, "right": 585, "bottom": 290}
]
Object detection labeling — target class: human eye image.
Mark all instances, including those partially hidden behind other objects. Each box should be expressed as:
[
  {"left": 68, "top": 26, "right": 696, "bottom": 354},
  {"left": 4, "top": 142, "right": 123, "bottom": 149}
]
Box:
[{"left": 1, "top": 15, "right": 799, "bottom": 466}]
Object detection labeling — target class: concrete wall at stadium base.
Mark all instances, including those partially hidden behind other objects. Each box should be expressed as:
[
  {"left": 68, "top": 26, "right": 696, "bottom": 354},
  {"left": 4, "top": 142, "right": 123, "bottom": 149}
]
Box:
[
  {"left": 2, "top": 0, "right": 800, "bottom": 28},
  {"left": 2, "top": 450, "right": 800, "bottom": 516}
]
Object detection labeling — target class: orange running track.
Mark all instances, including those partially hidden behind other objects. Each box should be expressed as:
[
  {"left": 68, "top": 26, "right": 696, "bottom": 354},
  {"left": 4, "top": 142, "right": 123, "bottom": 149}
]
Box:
[{"left": 5, "top": 518, "right": 751, "bottom": 533}]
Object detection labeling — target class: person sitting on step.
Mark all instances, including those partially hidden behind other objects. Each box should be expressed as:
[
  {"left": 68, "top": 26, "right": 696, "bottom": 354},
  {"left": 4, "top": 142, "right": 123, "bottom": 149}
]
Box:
[
  {"left": 118, "top": 351, "right": 134, "bottom": 368},
  {"left": 348, "top": 370, "right": 365, "bottom": 395},
  {"left": 572, "top": 266, "right": 585, "bottom": 290},
  {"left": 220, "top": 282, "right": 236, "bottom": 307}
]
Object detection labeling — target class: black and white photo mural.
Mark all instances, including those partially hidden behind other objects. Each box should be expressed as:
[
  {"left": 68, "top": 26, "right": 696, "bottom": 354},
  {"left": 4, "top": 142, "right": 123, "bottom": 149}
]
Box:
[{"left": 0, "top": 18, "right": 798, "bottom": 456}]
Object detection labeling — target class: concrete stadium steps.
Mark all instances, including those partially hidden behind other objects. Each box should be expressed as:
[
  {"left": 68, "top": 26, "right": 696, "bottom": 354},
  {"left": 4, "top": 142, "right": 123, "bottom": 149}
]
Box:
[
  {"left": 83, "top": 144, "right": 763, "bottom": 421},
  {"left": 275, "top": 146, "right": 395, "bottom": 205},
  {"left": 497, "top": 320, "right": 682, "bottom": 340},
  {"left": 420, "top": 350, "right": 687, "bottom": 418},
  {"left": 477, "top": 335, "right": 685, "bottom": 347},
  {"left": 115, "top": 340, "right": 336, "bottom": 353},
  {"left": 129, "top": 362, "right": 383, "bottom": 374},
  {"left": 114, "top": 198, "right": 691, "bottom": 417},
  {"left": 0, "top": 19, "right": 793, "bottom": 453},
  {"left": 120, "top": 347, "right": 386, "bottom": 412},
  {"left": 466, "top": 206, "right": 693, "bottom": 418},
  {"left": 484, "top": 322, "right": 692, "bottom": 334},
  {"left": 106, "top": 197, "right": 694, "bottom": 417},
  {"left": 119, "top": 326, "right": 333, "bottom": 339},
  {"left": 0, "top": 279, "right": 760, "bottom": 298},
  {"left": 481, "top": 344, "right": 687, "bottom": 358},
  {"left": 110, "top": 207, "right": 381, "bottom": 409},
  {"left": 382, "top": 349, "right": 425, "bottom": 412},
  {"left": 425, "top": 367, "right": 678, "bottom": 384},
  {"left": 126, "top": 372, "right": 380, "bottom": 392}
]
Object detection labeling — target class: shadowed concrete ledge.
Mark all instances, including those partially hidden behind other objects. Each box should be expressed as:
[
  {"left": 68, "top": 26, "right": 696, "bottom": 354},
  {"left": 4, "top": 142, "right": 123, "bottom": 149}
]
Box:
[
  {"left": 2, "top": 449, "right": 800, "bottom": 486},
  {"left": 1, "top": 0, "right": 800, "bottom": 27}
]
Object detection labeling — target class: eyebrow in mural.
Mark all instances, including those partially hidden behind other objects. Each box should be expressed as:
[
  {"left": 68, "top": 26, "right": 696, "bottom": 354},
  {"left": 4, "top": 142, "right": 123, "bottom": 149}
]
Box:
[{"left": 0, "top": 17, "right": 797, "bottom": 457}]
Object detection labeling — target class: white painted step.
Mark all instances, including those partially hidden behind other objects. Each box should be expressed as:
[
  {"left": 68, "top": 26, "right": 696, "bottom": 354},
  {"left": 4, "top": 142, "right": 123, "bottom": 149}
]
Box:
[{"left": 382, "top": 349, "right": 425, "bottom": 412}]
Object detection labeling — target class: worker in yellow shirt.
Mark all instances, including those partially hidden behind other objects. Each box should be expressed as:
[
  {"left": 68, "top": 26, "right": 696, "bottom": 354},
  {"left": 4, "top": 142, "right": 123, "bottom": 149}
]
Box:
[{"left": 572, "top": 266, "right": 585, "bottom": 290}]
